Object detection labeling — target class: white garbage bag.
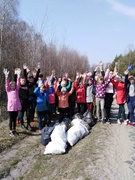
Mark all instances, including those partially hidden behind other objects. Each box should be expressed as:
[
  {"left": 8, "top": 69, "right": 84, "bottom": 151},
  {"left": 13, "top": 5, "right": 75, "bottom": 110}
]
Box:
[
  {"left": 67, "top": 119, "right": 89, "bottom": 146},
  {"left": 44, "top": 123, "right": 67, "bottom": 154}
]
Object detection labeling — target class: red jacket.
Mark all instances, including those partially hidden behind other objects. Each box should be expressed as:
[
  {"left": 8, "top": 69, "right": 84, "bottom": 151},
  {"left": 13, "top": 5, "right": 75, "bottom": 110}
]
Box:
[
  {"left": 74, "top": 81, "right": 86, "bottom": 103},
  {"left": 111, "top": 78, "right": 126, "bottom": 104},
  {"left": 48, "top": 93, "right": 55, "bottom": 104}
]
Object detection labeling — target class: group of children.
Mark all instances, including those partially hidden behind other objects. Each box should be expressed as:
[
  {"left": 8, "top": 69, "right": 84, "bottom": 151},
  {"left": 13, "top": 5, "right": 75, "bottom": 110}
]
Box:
[{"left": 3, "top": 61, "right": 135, "bottom": 136}]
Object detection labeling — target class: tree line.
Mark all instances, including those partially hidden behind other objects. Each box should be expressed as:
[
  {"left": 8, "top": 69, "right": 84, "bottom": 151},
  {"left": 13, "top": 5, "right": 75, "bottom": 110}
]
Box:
[
  {"left": 0, "top": 0, "right": 90, "bottom": 94},
  {"left": 0, "top": 0, "right": 135, "bottom": 95}
]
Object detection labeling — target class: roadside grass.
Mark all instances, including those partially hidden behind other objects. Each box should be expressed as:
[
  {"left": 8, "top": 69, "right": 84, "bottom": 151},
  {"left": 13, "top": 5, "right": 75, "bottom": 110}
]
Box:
[
  {"left": 0, "top": 120, "right": 39, "bottom": 153},
  {"left": 23, "top": 123, "right": 110, "bottom": 180},
  {"left": 0, "top": 114, "right": 113, "bottom": 180}
]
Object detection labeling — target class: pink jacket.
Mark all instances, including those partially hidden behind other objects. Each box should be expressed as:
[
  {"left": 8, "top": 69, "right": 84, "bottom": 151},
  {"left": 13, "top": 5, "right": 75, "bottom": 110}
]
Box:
[{"left": 5, "top": 78, "right": 22, "bottom": 111}]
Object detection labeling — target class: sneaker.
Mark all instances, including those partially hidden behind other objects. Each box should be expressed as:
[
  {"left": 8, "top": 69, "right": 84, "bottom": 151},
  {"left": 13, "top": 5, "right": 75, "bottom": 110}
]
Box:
[
  {"left": 123, "top": 120, "right": 128, "bottom": 125},
  {"left": 106, "top": 118, "right": 111, "bottom": 124},
  {"left": 27, "top": 125, "right": 32, "bottom": 131},
  {"left": 117, "top": 119, "right": 121, "bottom": 125},
  {"left": 96, "top": 119, "right": 101, "bottom": 123},
  {"left": 21, "top": 124, "right": 26, "bottom": 129},
  {"left": 128, "top": 121, "right": 135, "bottom": 126},
  {"left": 13, "top": 131, "right": 19, "bottom": 136},
  {"left": 9, "top": 131, "right": 15, "bottom": 137}
]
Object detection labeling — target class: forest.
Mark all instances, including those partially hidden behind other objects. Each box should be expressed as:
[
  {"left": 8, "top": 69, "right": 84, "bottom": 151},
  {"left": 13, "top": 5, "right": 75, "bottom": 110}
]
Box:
[
  {"left": 0, "top": 0, "right": 90, "bottom": 93},
  {"left": 0, "top": 0, "right": 135, "bottom": 95}
]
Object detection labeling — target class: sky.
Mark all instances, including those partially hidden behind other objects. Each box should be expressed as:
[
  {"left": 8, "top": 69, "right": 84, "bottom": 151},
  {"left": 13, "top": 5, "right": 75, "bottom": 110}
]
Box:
[{"left": 19, "top": 0, "right": 135, "bottom": 65}]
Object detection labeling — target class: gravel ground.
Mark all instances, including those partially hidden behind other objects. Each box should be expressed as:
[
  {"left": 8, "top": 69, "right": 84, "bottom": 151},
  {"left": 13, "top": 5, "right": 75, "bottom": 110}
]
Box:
[{"left": 0, "top": 100, "right": 135, "bottom": 180}]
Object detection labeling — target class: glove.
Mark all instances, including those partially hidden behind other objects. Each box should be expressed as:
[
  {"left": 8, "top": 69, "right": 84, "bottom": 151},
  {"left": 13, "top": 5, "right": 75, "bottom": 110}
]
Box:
[
  {"left": 48, "top": 80, "right": 52, "bottom": 87},
  {"left": 3, "top": 68, "right": 9, "bottom": 78},
  {"left": 16, "top": 68, "right": 21, "bottom": 78},
  {"left": 23, "top": 63, "right": 27, "bottom": 69},
  {"left": 37, "top": 62, "right": 40, "bottom": 69},
  {"left": 38, "top": 80, "right": 43, "bottom": 87}
]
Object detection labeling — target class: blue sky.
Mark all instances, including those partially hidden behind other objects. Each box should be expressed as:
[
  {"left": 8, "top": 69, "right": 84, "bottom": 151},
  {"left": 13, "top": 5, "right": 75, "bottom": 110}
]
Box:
[{"left": 19, "top": 0, "right": 135, "bottom": 65}]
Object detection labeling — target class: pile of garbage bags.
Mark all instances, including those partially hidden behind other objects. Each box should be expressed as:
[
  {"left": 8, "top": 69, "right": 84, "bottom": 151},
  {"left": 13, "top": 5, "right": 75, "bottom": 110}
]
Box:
[{"left": 42, "top": 110, "right": 95, "bottom": 155}]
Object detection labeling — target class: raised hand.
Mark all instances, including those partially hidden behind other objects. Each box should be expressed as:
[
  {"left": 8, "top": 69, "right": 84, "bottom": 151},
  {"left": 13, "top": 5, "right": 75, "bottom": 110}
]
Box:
[
  {"left": 37, "top": 62, "right": 40, "bottom": 69},
  {"left": 107, "top": 63, "right": 111, "bottom": 69},
  {"left": 99, "top": 61, "right": 103, "bottom": 66},
  {"left": 99, "top": 61, "right": 104, "bottom": 71},
  {"left": 23, "top": 63, "right": 27, "bottom": 69},
  {"left": 38, "top": 80, "right": 43, "bottom": 87},
  {"left": 124, "top": 70, "right": 129, "bottom": 75},
  {"left": 16, "top": 68, "right": 21, "bottom": 77},
  {"left": 3, "top": 68, "right": 9, "bottom": 78}
]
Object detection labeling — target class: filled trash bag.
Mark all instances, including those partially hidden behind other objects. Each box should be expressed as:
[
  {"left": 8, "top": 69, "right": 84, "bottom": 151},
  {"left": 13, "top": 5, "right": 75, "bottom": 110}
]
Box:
[
  {"left": 82, "top": 110, "right": 95, "bottom": 126},
  {"left": 41, "top": 122, "right": 59, "bottom": 146},
  {"left": 72, "top": 113, "right": 83, "bottom": 119},
  {"left": 44, "top": 123, "right": 67, "bottom": 154},
  {"left": 67, "top": 118, "right": 89, "bottom": 146}
]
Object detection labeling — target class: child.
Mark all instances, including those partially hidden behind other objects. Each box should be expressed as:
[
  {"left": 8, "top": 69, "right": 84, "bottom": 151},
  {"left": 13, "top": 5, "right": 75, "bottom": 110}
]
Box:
[
  {"left": 86, "top": 79, "right": 93, "bottom": 112},
  {"left": 104, "top": 64, "right": 115, "bottom": 123},
  {"left": 55, "top": 83, "right": 74, "bottom": 122},
  {"left": 23, "top": 63, "right": 40, "bottom": 124},
  {"left": 111, "top": 73, "right": 127, "bottom": 124},
  {"left": 3, "top": 68, "right": 21, "bottom": 136},
  {"left": 90, "top": 73, "right": 112, "bottom": 123},
  {"left": 74, "top": 74, "right": 86, "bottom": 115},
  {"left": 34, "top": 82, "right": 54, "bottom": 133},
  {"left": 48, "top": 91, "right": 56, "bottom": 115},
  {"left": 125, "top": 70, "right": 135, "bottom": 126}
]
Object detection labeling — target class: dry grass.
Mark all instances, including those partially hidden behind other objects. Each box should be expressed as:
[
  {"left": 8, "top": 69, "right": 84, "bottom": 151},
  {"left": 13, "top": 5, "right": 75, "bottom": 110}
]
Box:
[{"left": 0, "top": 117, "right": 110, "bottom": 180}]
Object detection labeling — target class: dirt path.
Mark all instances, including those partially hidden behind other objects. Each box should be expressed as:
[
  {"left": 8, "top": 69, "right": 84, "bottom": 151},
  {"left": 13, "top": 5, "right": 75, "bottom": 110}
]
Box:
[
  {"left": 0, "top": 100, "right": 135, "bottom": 180},
  {"left": 90, "top": 123, "right": 135, "bottom": 180}
]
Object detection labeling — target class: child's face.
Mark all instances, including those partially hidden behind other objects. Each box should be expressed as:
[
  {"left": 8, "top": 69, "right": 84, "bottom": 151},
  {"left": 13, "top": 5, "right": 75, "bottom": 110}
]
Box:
[
  {"left": 109, "top": 71, "right": 113, "bottom": 78},
  {"left": 61, "top": 91, "right": 67, "bottom": 95},
  {"left": 20, "top": 78, "right": 26, "bottom": 85},
  {"left": 10, "top": 82, "right": 15, "bottom": 90},
  {"left": 28, "top": 77, "right": 34, "bottom": 83},
  {"left": 130, "top": 79, "right": 135, "bottom": 84},
  {"left": 88, "top": 80, "right": 92, "bottom": 85},
  {"left": 40, "top": 85, "right": 45, "bottom": 91},
  {"left": 116, "top": 76, "right": 122, "bottom": 82},
  {"left": 98, "top": 78, "right": 104, "bottom": 84},
  {"left": 79, "top": 82, "right": 83, "bottom": 87}
]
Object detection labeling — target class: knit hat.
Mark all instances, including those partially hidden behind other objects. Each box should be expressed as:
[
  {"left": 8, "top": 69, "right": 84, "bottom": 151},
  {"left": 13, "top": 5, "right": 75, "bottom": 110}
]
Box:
[{"left": 61, "top": 87, "right": 67, "bottom": 92}]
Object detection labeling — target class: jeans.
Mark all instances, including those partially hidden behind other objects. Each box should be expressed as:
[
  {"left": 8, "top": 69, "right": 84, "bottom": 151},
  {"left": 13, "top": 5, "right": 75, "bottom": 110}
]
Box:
[
  {"left": 37, "top": 110, "right": 50, "bottom": 130},
  {"left": 118, "top": 104, "right": 126, "bottom": 122},
  {"left": 127, "top": 96, "right": 135, "bottom": 123}
]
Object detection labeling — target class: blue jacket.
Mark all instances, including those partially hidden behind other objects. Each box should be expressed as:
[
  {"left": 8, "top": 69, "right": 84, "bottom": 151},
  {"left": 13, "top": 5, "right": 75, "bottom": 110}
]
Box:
[{"left": 34, "top": 86, "right": 54, "bottom": 111}]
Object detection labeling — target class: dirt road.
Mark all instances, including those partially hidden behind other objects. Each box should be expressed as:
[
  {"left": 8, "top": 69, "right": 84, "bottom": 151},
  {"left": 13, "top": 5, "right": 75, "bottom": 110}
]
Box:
[{"left": 0, "top": 100, "right": 135, "bottom": 180}]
